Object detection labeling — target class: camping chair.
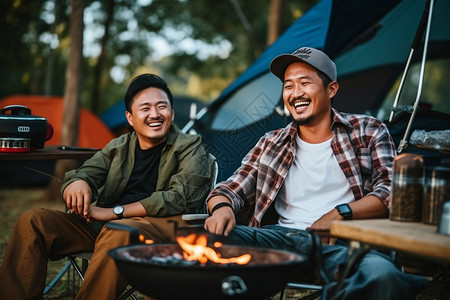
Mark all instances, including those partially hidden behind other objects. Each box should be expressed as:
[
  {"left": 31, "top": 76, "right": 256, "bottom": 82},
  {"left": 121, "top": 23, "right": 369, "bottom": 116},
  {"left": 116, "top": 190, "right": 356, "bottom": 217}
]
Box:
[
  {"left": 46, "top": 153, "right": 218, "bottom": 298},
  {"left": 44, "top": 225, "right": 139, "bottom": 300},
  {"left": 65, "top": 247, "right": 139, "bottom": 300},
  {"left": 280, "top": 235, "right": 373, "bottom": 300},
  {"left": 181, "top": 153, "right": 219, "bottom": 224},
  {"left": 279, "top": 231, "right": 330, "bottom": 300}
]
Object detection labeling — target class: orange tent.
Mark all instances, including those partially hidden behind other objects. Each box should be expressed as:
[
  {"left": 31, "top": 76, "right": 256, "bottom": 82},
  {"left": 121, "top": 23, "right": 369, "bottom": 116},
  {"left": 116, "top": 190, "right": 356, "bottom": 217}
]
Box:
[{"left": 0, "top": 95, "right": 115, "bottom": 148}]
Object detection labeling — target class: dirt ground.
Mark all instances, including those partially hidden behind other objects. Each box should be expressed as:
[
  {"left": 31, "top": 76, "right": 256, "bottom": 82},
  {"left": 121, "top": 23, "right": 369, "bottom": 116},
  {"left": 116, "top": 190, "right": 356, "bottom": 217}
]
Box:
[{"left": 0, "top": 187, "right": 448, "bottom": 300}]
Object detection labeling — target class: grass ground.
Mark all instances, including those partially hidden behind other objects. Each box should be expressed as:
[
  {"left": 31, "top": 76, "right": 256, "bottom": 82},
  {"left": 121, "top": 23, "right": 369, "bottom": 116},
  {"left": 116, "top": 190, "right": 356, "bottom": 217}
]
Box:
[
  {"left": 0, "top": 187, "right": 447, "bottom": 300},
  {"left": 0, "top": 187, "right": 73, "bottom": 299}
]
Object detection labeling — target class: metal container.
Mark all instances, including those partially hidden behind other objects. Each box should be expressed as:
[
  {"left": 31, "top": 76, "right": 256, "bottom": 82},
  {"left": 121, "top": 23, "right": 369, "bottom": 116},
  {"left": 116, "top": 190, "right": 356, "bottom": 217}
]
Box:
[
  {"left": 0, "top": 137, "right": 31, "bottom": 153},
  {"left": 438, "top": 201, "right": 450, "bottom": 235},
  {"left": 423, "top": 167, "right": 450, "bottom": 225},
  {"left": 390, "top": 153, "right": 424, "bottom": 222},
  {"left": 0, "top": 105, "right": 52, "bottom": 149}
]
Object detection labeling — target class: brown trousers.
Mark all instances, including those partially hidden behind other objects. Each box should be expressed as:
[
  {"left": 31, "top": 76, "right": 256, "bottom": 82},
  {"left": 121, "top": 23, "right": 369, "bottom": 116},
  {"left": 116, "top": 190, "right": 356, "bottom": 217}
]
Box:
[{"left": 0, "top": 208, "right": 190, "bottom": 300}]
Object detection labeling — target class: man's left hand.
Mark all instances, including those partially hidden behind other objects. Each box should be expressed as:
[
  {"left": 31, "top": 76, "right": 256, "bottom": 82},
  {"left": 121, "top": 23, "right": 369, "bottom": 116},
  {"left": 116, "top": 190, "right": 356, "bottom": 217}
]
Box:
[
  {"left": 306, "top": 208, "right": 341, "bottom": 244},
  {"left": 85, "top": 206, "right": 115, "bottom": 222}
]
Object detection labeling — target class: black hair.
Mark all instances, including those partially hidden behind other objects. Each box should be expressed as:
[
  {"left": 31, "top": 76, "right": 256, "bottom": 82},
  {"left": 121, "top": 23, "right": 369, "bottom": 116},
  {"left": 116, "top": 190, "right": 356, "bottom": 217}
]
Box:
[
  {"left": 316, "top": 69, "right": 332, "bottom": 89},
  {"left": 124, "top": 73, "right": 173, "bottom": 112}
]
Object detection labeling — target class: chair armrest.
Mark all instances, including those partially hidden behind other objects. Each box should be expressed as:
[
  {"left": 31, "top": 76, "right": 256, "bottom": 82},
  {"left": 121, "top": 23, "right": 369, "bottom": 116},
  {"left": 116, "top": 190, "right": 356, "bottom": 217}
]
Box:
[
  {"left": 106, "top": 222, "right": 140, "bottom": 245},
  {"left": 182, "top": 214, "right": 209, "bottom": 221}
]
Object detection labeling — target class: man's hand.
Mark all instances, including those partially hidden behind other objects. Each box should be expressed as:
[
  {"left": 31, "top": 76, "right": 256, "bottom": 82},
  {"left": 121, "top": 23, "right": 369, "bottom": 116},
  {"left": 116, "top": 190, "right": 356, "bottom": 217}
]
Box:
[
  {"left": 204, "top": 196, "right": 235, "bottom": 236},
  {"left": 63, "top": 180, "right": 92, "bottom": 218},
  {"left": 307, "top": 208, "right": 341, "bottom": 245},
  {"left": 87, "top": 206, "right": 115, "bottom": 222}
]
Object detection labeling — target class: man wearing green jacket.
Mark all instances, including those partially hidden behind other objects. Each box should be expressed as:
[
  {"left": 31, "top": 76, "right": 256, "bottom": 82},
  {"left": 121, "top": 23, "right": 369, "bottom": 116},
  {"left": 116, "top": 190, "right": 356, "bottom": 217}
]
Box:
[{"left": 0, "top": 73, "right": 215, "bottom": 300}]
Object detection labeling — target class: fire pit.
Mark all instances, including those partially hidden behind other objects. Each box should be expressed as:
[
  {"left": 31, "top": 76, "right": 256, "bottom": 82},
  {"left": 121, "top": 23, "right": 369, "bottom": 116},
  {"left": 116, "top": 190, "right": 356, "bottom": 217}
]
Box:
[{"left": 109, "top": 236, "right": 308, "bottom": 300}]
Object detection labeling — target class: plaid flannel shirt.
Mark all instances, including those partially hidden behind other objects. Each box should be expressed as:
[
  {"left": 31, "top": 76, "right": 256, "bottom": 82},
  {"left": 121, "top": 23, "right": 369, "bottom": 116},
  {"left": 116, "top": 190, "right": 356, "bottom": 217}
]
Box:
[{"left": 207, "top": 108, "right": 396, "bottom": 228}]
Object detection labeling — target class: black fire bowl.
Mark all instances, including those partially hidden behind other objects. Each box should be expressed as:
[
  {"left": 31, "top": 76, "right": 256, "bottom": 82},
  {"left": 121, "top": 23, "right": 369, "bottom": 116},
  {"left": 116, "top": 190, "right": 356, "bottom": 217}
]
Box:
[{"left": 109, "top": 243, "right": 308, "bottom": 300}]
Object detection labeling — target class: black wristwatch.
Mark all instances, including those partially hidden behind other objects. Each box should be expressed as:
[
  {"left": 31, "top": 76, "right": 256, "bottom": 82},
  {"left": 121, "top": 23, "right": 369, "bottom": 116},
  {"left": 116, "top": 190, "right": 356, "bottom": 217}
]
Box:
[
  {"left": 113, "top": 205, "right": 124, "bottom": 219},
  {"left": 335, "top": 203, "right": 352, "bottom": 220}
]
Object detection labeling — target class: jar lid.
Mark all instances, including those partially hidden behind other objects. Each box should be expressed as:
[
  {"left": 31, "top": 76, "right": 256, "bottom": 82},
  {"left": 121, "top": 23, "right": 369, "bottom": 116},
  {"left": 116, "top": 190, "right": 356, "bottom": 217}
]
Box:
[{"left": 394, "top": 153, "right": 424, "bottom": 177}]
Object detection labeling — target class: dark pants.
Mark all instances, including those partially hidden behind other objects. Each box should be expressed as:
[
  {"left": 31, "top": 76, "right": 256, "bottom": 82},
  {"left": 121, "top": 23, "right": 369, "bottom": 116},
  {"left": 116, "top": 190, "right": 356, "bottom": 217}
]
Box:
[
  {"left": 229, "top": 224, "right": 428, "bottom": 300},
  {"left": 0, "top": 208, "right": 189, "bottom": 300}
]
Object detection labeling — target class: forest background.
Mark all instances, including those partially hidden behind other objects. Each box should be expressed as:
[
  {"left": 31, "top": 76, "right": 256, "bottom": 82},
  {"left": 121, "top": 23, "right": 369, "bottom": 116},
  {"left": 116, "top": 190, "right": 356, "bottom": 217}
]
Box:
[
  {"left": 0, "top": 0, "right": 319, "bottom": 115},
  {"left": 0, "top": 0, "right": 319, "bottom": 200}
]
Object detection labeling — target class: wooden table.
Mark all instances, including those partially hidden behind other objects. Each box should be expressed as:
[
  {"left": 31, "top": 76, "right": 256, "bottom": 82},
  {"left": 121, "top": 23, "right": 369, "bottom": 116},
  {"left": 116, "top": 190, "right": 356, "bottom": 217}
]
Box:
[
  {"left": 0, "top": 145, "right": 98, "bottom": 161},
  {"left": 330, "top": 219, "right": 450, "bottom": 264}
]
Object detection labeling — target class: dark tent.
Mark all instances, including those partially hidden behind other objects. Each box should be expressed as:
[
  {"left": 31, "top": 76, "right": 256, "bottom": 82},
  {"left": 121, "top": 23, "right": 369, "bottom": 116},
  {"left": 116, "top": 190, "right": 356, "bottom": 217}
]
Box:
[{"left": 186, "top": 0, "right": 450, "bottom": 182}]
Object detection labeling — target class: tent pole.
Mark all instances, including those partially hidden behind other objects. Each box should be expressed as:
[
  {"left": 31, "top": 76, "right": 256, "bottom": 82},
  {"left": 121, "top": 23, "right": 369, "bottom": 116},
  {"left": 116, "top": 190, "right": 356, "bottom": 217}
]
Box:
[
  {"left": 389, "top": 0, "right": 432, "bottom": 123},
  {"left": 181, "top": 107, "right": 208, "bottom": 134},
  {"left": 388, "top": 49, "right": 414, "bottom": 123},
  {"left": 397, "top": 0, "right": 434, "bottom": 154}
]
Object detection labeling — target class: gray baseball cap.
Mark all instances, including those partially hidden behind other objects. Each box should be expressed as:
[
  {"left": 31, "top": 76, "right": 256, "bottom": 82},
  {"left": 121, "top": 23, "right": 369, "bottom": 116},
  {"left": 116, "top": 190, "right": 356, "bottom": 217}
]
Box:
[{"left": 270, "top": 47, "right": 337, "bottom": 82}]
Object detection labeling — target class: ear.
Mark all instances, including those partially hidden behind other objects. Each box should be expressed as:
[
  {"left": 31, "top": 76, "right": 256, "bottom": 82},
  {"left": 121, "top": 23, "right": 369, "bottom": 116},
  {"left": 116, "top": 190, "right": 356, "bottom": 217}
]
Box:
[
  {"left": 125, "top": 110, "right": 133, "bottom": 127},
  {"left": 171, "top": 108, "right": 175, "bottom": 122},
  {"left": 328, "top": 81, "right": 339, "bottom": 99}
]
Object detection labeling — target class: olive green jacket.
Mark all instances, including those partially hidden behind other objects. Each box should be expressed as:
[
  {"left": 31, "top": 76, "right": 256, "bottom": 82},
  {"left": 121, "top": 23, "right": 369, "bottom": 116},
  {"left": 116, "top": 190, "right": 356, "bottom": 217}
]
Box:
[{"left": 61, "top": 125, "right": 214, "bottom": 215}]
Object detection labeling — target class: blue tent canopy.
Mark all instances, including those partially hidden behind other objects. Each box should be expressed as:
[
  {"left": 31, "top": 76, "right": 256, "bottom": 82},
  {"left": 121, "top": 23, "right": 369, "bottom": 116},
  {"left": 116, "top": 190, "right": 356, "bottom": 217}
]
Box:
[
  {"left": 210, "top": 0, "right": 404, "bottom": 111},
  {"left": 214, "top": 0, "right": 332, "bottom": 108},
  {"left": 199, "top": 0, "right": 450, "bottom": 132},
  {"left": 191, "top": 0, "right": 450, "bottom": 181}
]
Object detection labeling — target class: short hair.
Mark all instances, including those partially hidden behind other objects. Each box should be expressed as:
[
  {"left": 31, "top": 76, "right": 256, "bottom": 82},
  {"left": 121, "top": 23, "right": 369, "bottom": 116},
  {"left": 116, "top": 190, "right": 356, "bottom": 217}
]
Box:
[
  {"left": 124, "top": 73, "right": 173, "bottom": 112},
  {"left": 316, "top": 69, "right": 332, "bottom": 89}
]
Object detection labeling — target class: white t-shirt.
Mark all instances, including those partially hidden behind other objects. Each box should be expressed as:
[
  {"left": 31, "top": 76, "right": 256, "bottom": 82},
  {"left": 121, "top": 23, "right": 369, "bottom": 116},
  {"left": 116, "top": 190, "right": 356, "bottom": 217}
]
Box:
[{"left": 275, "top": 134, "right": 354, "bottom": 230}]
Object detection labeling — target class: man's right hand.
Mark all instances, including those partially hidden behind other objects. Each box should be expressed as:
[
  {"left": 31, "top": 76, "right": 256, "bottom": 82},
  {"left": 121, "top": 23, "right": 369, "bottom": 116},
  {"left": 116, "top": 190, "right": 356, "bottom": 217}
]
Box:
[
  {"left": 62, "top": 180, "right": 92, "bottom": 218},
  {"left": 204, "top": 196, "right": 235, "bottom": 236}
]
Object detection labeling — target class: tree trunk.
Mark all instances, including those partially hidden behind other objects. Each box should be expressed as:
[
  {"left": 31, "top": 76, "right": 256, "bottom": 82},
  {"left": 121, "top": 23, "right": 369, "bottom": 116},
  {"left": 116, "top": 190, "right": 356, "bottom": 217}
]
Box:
[
  {"left": 44, "top": 0, "right": 85, "bottom": 202},
  {"left": 267, "top": 0, "right": 283, "bottom": 46},
  {"left": 44, "top": 0, "right": 58, "bottom": 95},
  {"left": 91, "top": 0, "right": 115, "bottom": 114}
]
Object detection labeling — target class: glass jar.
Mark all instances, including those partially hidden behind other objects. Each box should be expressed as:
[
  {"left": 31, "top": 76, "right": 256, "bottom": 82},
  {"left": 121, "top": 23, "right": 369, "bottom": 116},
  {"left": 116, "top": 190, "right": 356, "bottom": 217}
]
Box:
[
  {"left": 438, "top": 201, "right": 450, "bottom": 235},
  {"left": 390, "top": 153, "right": 424, "bottom": 222},
  {"left": 422, "top": 166, "right": 450, "bottom": 225}
]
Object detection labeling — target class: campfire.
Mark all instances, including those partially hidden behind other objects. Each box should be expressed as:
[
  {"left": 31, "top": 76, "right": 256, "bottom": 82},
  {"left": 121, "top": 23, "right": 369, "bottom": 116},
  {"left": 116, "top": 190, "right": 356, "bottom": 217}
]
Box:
[{"left": 176, "top": 234, "right": 251, "bottom": 265}]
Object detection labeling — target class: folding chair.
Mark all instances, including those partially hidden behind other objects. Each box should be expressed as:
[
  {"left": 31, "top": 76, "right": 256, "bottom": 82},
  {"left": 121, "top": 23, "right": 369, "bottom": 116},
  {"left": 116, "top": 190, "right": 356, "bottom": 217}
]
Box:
[
  {"left": 181, "top": 153, "right": 218, "bottom": 225},
  {"left": 46, "top": 153, "right": 218, "bottom": 298},
  {"left": 281, "top": 234, "right": 373, "bottom": 300},
  {"left": 45, "top": 236, "right": 138, "bottom": 300},
  {"left": 279, "top": 230, "right": 330, "bottom": 300}
]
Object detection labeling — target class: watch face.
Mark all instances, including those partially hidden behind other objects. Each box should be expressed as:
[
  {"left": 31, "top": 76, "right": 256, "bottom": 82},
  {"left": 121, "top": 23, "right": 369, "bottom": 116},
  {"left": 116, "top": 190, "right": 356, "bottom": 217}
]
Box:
[
  {"left": 337, "top": 204, "right": 352, "bottom": 219},
  {"left": 340, "top": 205, "right": 351, "bottom": 214},
  {"left": 113, "top": 206, "right": 124, "bottom": 214}
]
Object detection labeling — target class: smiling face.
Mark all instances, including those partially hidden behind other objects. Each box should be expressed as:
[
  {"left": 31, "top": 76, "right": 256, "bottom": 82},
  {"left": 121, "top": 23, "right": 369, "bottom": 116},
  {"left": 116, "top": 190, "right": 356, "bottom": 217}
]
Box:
[
  {"left": 282, "top": 62, "right": 338, "bottom": 127},
  {"left": 125, "top": 87, "right": 174, "bottom": 149}
]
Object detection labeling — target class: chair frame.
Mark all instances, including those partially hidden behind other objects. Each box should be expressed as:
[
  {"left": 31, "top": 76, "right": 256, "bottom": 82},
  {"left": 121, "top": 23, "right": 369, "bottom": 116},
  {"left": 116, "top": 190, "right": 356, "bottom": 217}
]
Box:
[{"left": 46, "top": 153, "right": 218, "bottom": 298}]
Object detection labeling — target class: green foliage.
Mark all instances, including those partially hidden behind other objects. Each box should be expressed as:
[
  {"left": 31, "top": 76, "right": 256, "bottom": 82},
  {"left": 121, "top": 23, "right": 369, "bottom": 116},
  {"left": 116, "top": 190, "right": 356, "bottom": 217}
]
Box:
[{"left": 0, "top": 0, "right": 320, "bottom": 114}]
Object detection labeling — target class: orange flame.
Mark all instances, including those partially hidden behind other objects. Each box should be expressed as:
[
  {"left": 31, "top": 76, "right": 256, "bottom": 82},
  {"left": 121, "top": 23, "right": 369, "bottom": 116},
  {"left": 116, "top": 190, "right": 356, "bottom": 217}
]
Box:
[{"left": 176, "top": 234, "right": 251, "bottom": 265}]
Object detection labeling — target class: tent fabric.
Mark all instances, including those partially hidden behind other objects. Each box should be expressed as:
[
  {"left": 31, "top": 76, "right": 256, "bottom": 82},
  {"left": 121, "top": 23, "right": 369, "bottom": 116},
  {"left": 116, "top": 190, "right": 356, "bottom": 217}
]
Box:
[
  {"left": 0, "top": 95, "right": 115, "bottom": 148},
  {"left": 204, "top": 0, "right": 450, "bottom": 129},
  {"left": 192, "top": 0, "right": 450, "bottom": 181},
  {"left": 211, "top": 0, "right": 331, "bottom": 110},
  {"left": 210, "top": 0, "right": 404, "bottom": 110}
]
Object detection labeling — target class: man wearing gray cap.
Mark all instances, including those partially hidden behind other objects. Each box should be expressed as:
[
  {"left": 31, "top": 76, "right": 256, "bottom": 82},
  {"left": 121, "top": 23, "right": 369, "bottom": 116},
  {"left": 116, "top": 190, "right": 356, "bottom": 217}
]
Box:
[{"left": 203, "top": 47, "right": 428, "bottom": 299}]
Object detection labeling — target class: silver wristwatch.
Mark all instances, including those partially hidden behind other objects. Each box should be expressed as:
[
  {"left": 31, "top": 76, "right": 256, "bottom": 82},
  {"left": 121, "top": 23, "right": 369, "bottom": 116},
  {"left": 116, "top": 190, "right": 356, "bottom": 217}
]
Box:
[{"left": 113, "top": 205, "right": 124, "bottom": 219}]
